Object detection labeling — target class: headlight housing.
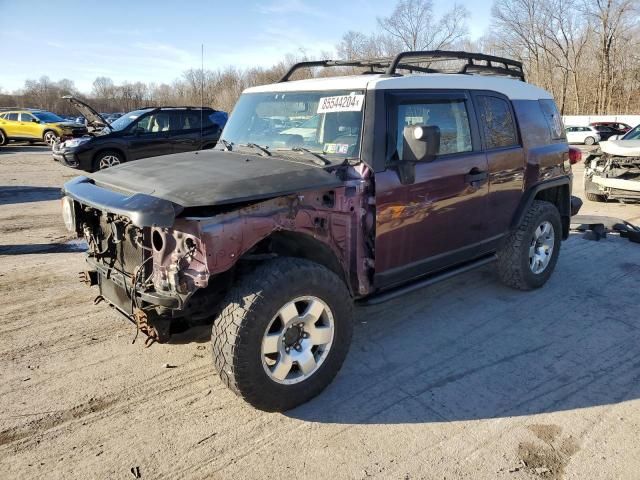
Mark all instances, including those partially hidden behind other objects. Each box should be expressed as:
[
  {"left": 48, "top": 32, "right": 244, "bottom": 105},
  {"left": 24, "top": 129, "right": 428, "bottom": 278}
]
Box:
[
  {"left": 61, "top": 196, "right": 76, "bottom": 232},
  {"left": 63, "top": 137, "right": 91, "bottom": 149}
]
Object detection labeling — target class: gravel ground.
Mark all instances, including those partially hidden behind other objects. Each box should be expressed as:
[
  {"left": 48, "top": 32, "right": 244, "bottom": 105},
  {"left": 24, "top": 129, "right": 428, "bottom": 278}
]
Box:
[{"left": 1, "top": 144, "right": 639, "bottom": 480}]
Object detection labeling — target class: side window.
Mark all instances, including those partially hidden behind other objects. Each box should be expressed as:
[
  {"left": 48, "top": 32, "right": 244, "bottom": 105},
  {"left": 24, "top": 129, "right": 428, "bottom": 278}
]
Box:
[
  {"left": 20, "top": 113, "right": 35, "bottom": 122},
  {"left": 135, "top": 113, "right": 171, "bottom": 133},
  {"left": 6, "top": 113, "right": 19, "bottom": 121},
  {"left": 538, "top": 99, "right": 564, "bottom": 139},
  {"left": 476, "top": 95, "right": 518, "bottom": 149},
  {"left": 180, "top": 111, "right": 202, "bottom": 130},
  {"left": 395, "top": 99, "right": 472, "bottom": 160}
]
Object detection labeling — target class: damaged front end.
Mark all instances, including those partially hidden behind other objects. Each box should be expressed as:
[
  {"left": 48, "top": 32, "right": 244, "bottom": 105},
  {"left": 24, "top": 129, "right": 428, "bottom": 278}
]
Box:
[
  {"left": 585, "top": 143, "right": 640, "bottom": 201},
  {"left": 62, "top": 165, "right": 374, "bottom": 343}
]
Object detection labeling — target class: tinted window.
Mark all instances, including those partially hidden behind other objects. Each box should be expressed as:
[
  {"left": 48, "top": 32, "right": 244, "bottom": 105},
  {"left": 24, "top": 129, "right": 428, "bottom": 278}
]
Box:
[
  {"left": 476, "top": 96, "right": 518, "bottom": 149},
  {"left": 395, "top": 99, "right": 472, "bottom": 159},
  {"left": 179, "top": 111, "right": 210, "bottom": 130},
  {"left": 6, "top": 113, "right": 19, "bottom": 121},
  {"left": 20, "top": 113, "right": 36, "bottom": 122},
  {"left": 135, "top": 112, "right": 172, "bottom": 133},
  {"left": 538, "top": 99, "right": 564, "bottom": 139}
]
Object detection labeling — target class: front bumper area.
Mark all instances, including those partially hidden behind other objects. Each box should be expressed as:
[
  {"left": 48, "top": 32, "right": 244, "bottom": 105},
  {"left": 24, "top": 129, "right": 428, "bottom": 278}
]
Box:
[
  {"left": 88, "top": 257, "right": 180, "bottom": 312},
  {"left": 53, "top": 150, "right": 80, "bottom": 168}
]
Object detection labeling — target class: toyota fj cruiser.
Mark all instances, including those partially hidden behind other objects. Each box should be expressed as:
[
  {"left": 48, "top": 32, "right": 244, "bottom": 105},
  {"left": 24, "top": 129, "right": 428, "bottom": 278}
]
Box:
[{"left": 61, "top": 51, "right": 581, "bottom": 411}]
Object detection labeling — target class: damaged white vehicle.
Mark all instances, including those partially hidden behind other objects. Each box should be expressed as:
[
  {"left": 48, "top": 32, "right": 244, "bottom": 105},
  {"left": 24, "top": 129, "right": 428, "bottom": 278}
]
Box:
[{"left": 584, "top": 124, "right": 640, "bottom": 202}]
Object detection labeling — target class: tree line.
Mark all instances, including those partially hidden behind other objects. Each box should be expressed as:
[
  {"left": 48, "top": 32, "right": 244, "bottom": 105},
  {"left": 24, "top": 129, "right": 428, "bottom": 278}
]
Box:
[{"left": 0, "top": 0, "right": 638, "bottom": 116}]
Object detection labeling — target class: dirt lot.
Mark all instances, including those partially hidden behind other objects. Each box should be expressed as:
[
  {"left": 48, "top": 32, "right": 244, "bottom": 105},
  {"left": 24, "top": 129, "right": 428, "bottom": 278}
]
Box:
[{"left": 1, "top": 144, "right": 639, "bottom": 480}]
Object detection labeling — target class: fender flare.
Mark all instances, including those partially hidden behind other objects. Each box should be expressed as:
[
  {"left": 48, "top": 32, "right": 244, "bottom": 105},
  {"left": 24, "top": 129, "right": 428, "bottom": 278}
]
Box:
[{"left": 511, "top": 176, "right": 571, "bottom": 231}]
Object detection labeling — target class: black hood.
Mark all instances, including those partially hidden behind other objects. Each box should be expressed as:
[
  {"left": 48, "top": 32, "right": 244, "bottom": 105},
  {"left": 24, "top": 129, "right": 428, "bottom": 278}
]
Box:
[
  {"left": 62, "top": 95, "right": 109, "bottom": 128},
  {"left": 89, "top": 150, "right": 344, "bottom": 208}
]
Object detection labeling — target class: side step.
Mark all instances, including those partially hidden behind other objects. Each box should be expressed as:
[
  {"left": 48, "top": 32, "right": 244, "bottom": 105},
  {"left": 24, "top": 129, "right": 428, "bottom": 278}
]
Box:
[{"left": 359, "top": 255, "right": 496, "bottom": 306}]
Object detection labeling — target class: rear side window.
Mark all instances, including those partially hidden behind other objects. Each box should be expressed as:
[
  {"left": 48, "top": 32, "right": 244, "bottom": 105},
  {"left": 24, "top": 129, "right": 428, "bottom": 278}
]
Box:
[
  {"left": 6, "top": 113, "right": 19, "bottom": 121},
  {"left": 395, "top": 99, "right": 472, "bottom": 158},
  {"left": 538, "top": 99, "right": 564, "bottom": 139},
  {"left": 476, "top": 95, "right": 518, "bottom": 149}
]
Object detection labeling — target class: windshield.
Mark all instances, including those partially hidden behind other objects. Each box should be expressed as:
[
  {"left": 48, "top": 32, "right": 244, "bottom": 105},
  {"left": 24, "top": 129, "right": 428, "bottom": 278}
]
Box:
[
  {"left": 108, "top": 109, "right": 152, "bottom": 131},
  {"left": 622, "top": 125, "right": 640, "bottom": 140},
  {"left": 33, "top": 111, "right": 64, "bottom": 123},
  {"left": 221, "top": 90, "right": 364, "bottom": 158}
]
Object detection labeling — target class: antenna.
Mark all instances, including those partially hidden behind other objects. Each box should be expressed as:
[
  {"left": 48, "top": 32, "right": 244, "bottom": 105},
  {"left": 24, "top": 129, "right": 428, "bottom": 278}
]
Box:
[{"left": 200, "top": 43, "right": 204, "bottom": 145}]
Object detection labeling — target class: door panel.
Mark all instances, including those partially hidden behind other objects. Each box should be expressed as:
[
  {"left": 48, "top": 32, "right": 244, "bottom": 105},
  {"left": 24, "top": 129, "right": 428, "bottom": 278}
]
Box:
[
  {"left": 374, "top": 91, "right": 490, "bottom": 288},
  {"left": 126, "top": 112, "right": 174, "bottom": 159},
  {"left": 1, "top": 113, "right": 21, "bottom": 137},
  {"left": 171, "top": 110, "right": 200, "bottom": 154},
  {"left": 19, "top": 113, "right": 42, "bottom": 139}
]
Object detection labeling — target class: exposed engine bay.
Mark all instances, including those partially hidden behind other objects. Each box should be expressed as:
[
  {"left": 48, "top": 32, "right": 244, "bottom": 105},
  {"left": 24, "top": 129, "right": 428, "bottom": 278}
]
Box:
[{"left": 584, "top": 141, "right": 640, "bottom": 201}]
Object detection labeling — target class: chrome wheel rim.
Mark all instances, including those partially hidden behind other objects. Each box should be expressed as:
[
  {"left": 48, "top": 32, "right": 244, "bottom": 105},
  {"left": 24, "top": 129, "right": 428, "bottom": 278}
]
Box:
[
  {"left": 261, "top": 296, "right": 335, "bottom": 385},
  {"left": 529, "top": 221, "right": 555, "bottom": 274},
  {"left": 44, "top": 131, "right": 58, "bottom": 145},
  {"left": 99, "top": 155, "right": 120, "bottom": 169}
]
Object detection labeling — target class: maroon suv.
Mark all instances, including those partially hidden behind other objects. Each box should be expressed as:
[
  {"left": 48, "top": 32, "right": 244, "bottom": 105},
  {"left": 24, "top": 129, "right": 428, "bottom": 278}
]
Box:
[{"left": 61, "top": 51, "right": 581, "bottom": 411}]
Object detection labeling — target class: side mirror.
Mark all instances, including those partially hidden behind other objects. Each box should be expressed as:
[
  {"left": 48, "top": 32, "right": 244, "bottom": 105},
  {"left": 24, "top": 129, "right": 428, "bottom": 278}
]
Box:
[
  {"left": 395, "top": 125, "right": 440, "bottom": 185},
  {"left": 133, "top": 127, "right": 145, "bottom": 135},
  {"left": 32, "top": 118, "right": 40, "bottom": 124},
  {"left": 402, "top": 125, "right": 440, "bottom": 162}
]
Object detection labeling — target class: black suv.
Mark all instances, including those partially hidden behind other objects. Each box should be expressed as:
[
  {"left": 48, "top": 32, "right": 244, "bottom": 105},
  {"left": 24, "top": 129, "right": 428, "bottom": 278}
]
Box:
[{"left": 53, "top": 97, "right": 225, "bottom": 172}]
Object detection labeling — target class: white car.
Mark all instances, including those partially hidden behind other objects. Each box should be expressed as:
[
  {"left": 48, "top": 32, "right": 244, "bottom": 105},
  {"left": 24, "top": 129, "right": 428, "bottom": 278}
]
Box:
[
  {"left": 584, "top": 124, "right": 640, "bottom": 202},
  {"left": 565, "top": 126, "right": 601, "bottom": 145}
]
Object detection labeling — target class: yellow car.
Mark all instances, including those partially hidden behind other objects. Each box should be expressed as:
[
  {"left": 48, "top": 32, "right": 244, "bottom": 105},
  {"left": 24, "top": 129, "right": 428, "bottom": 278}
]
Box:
[{"left": 0, "top": 109, "right": 88, "bottom": 146}]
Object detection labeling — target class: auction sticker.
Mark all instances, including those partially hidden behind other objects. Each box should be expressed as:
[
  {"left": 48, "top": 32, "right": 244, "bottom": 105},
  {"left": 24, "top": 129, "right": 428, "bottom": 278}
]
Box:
[{"left": 317, "top": 94, "right": 364, "bottom": 113}]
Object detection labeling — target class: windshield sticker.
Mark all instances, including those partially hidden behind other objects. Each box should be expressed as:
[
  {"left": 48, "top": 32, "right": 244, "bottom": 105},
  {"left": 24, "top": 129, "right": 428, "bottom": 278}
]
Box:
[
  {"left": 317, "top": 94, "right": 364, "bottom": 113},
  {"left": 324, "top": 143, "right": 350, "bottom": 154}
]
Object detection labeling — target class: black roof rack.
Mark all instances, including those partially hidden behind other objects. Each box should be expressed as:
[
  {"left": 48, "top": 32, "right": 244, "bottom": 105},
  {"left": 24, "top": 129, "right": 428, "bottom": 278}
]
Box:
[{"left": 279, "top": 50, "right": 525, "bottom": 82}]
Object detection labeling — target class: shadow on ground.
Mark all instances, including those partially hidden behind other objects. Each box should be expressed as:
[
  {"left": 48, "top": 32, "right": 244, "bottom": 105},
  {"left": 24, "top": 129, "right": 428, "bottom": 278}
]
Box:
[
  {"left": 0, "top": 240, "right": 86, "bottom": 255},
  {"left": 0, "top": 186, "right": 61, "bottom": 205},
  {"left": 0, "top": 143, "right": 51, "bottom": 154},
  {"left": 281, "top": 236, "right": 640, "bottom": 424}
]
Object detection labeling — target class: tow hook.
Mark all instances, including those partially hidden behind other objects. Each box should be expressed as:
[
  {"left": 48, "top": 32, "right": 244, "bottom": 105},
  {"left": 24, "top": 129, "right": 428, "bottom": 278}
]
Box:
[{"left": 132, "top": 309, "right": 171, "bottom": 347}]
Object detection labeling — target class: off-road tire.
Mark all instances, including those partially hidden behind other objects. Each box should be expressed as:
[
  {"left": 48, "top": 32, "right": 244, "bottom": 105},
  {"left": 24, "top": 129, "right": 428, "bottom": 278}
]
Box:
[
  {"left": 584, "top": 174, "right": 606, "bottom": 202},
  {"left": 496, "top": 200, "right": 562, "bottom": 291},
  {"left": 584, "top": 136, "right": 596, "bottom": 145},
  {"left": 0, "top": 130, "right": 6, "bottom": 145},
  {"left": 93, "top": 150, "right": 123, "bottom": 171},
  {"left": 212, "top": 257, "right": 353, "bottom": 411}
]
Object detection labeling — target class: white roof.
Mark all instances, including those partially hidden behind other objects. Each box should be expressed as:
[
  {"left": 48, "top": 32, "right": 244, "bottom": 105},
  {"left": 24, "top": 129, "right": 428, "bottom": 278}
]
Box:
[{"left": 244, "top": 73, "right": 552, "bottom": 101}]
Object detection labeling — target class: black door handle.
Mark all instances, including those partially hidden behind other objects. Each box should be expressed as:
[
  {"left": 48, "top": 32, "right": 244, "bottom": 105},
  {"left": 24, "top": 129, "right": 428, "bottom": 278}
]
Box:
[{"left": 465, "top": 169, "right": 489, "bottom": 186}]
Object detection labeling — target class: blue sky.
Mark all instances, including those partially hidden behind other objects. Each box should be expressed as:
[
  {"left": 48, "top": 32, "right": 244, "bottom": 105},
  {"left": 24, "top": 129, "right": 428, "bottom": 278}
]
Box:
[{"left": 0, "top": 0, "right": 492, "bottom": 93}]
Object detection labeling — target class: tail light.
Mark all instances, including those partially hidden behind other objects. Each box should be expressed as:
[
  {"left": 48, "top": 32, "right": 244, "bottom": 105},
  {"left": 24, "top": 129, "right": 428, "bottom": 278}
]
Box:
[{"left": 568, "top": 147, "right": 582, "bottom": 165}]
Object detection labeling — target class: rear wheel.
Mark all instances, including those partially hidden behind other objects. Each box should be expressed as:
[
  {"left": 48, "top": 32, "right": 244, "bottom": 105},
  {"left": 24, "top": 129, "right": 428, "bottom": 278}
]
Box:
[
  {"left": 497, "top": 200, "right": 562, "bottom": 291},
  {"left": 584, "top": 136, "right": 596, "bottom": 145},
  {"left": 93, "top": 150, "right": 123, "bottom": 171},
  {"left": 212, "top": 257, "right": 353, "bottom": 411},
  {"left": 0, "top": 130, "right": 6, "bottom": 145}
]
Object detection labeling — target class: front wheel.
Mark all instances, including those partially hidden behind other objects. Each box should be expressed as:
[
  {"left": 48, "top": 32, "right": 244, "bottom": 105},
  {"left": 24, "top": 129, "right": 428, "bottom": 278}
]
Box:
[
  {"left": 496, "top": 200, "right": 562, "bottom": 291},
  {"left": 584, "top": 136, "right": 596, "bottom": 145},
  {"left": 212, "top": 257, "right": 353, "bottom": 411},
  {"left": 43, "top": 130, "right": 59, "bottom": 146},
  {"left": 93, "top": 150, "right": 123, "bottom": 171}
]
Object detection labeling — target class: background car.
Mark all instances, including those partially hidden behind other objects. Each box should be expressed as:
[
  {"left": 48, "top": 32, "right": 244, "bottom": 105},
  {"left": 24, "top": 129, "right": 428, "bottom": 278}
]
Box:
[
  {"left": 0, "top": 109, "right": 87, "bottom": 145},
  {"left": 565, "top": 126, "right": 601, "bottom": 145},
  {"left": 53, "top": 101, "right": 226, "bottom": 171},
  {"left": 592, "top": 125, "right": 619, "bottom": 141},
  {"left": 589, "top": 121, "right": 632, "bottom": 134}
]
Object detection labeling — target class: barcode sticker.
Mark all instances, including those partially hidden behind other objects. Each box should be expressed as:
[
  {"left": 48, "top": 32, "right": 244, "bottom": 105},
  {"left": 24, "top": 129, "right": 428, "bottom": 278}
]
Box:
[{"left": 317, "top": 95, "right": 364, "bottom": 113}]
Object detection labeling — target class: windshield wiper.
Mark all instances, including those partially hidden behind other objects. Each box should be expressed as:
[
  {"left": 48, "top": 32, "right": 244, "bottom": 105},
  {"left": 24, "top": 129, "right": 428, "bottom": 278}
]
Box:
[
  {"left": 280, "top": 147, "right": 330, "bottom": 166},
  {"left": 219, "top": 138, "right": 233, "bottom": 151},
  {"left": 245, "top": 143, "right": 272, "bottom": 156}
]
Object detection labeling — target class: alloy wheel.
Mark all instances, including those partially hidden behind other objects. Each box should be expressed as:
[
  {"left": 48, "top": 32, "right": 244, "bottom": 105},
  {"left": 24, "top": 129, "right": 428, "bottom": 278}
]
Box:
[
  {"left": 529, "top": 221, "right": 555, "bottom": 274},
  {"left": 44, "top": 131, "right": 58, "bottom": 145},
  {"left": 99, "top": 155, "right": 121, "bottom": 169},
  {"left": 261, "top": 296, "right": 335, "bottom": 385}
]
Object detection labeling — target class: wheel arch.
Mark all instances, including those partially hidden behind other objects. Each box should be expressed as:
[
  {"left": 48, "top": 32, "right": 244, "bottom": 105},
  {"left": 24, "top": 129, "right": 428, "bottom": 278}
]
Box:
[
  {"left": 511, "top": 177, "right": 571, "bottom": 239},
  {"left": 247, "top": 230, "right": 352, "bottom": 295}
]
